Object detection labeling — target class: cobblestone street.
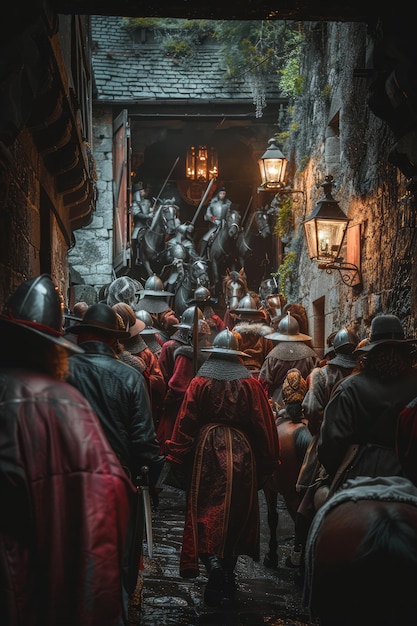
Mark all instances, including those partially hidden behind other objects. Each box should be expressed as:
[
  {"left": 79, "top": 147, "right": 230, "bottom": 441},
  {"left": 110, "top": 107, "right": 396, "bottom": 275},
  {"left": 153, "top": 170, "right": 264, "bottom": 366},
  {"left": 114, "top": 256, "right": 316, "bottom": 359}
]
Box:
[{"left": 132, "top": 476, "right": 317, "bottom": 626}]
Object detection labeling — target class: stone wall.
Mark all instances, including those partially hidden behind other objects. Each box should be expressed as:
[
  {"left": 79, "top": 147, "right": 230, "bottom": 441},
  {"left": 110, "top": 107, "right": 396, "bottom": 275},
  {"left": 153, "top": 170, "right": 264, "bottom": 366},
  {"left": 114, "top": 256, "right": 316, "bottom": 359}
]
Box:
[
  {"left": 279, "top": 21, "right": 416, "bottom": 347},
  {"left": 68, "top": 106, "right": 114, "bottom": 303}
]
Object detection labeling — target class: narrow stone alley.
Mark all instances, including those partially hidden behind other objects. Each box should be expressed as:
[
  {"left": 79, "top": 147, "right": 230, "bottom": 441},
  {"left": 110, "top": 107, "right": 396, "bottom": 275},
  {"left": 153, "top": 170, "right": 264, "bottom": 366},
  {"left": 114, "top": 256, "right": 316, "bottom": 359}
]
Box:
[{"left": 131, "top": 474, "right": 317, "bottom": 626}]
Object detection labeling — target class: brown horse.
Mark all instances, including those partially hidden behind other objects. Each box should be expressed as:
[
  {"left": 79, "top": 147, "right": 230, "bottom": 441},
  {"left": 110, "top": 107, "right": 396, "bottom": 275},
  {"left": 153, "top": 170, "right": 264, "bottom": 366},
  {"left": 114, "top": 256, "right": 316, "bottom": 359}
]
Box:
[
  {"left": 304, "top": 475, "right": 417, "bottom": 626},
  {"left": 262, "top": 410, "right": 312, "bottom": 568},
  {"left": 222, "top": 268, "right": 248, "bottom": 328}
]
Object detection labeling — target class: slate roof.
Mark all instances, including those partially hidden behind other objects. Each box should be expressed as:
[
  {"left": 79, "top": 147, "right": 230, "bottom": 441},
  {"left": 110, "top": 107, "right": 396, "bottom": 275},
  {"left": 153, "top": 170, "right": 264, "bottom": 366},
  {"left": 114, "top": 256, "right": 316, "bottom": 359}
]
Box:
[{"left": 91, "top": 16, "right": 284, "bottom": 106}]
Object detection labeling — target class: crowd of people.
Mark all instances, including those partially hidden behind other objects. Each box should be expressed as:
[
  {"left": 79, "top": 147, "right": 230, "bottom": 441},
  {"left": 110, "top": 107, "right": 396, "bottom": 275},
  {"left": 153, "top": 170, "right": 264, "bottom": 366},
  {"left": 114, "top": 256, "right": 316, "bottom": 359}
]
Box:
[{"left": 2, "top": 270, "right": 417, "bottom": 625}]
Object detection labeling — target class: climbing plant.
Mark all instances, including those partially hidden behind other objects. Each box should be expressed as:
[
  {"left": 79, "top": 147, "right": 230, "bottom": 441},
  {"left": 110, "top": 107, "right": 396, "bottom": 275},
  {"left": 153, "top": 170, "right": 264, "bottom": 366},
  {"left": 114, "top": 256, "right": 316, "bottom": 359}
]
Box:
[
  {"left": 121, "top": 18, "right": 304, "bottom": 118},
  {"left": 273, "top": 196, "right": 294, "bottom": 239},
  {"left": 271, "top": 251, "right": 296, "bottom": 298}
]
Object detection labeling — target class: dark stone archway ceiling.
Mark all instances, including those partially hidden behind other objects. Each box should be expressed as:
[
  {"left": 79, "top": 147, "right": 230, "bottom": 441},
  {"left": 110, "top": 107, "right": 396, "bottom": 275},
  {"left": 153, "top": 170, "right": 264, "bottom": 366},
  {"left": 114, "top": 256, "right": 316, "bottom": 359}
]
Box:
[{"left": 54, "top": 1, "right": 370, "bottom": 22}]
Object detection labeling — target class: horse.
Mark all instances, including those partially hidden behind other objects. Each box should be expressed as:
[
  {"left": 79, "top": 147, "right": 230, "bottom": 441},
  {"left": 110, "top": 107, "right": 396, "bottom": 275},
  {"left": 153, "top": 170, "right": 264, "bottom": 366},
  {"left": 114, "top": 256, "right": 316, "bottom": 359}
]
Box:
[
  {"left": 163, "top": 258, "right": 211, "bottom": 316},
  {"left": 304, "top": 475, "right": 417, "bottom": 626},
  {"left": 221, "top": 268, "right": 247, "bottom": 328},
  {"left": 235, "top": 208, "right": 273, "bottom": 269},
  {"left": 262, "top": 410, "right": 312, "bottom": 568},
  {"left": 203, "top": 209, "right": 242, "bottom": 294},
  {"left": 135, "top": 199, "right": 178, "bottom": 277}
]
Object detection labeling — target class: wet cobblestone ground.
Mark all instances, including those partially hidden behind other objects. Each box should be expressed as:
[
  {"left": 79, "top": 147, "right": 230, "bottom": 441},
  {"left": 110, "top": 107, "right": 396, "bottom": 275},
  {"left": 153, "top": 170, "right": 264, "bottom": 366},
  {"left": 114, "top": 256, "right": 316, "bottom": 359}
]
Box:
[{"left": 132, "top": 477, "right": 317, "bottom": 626}]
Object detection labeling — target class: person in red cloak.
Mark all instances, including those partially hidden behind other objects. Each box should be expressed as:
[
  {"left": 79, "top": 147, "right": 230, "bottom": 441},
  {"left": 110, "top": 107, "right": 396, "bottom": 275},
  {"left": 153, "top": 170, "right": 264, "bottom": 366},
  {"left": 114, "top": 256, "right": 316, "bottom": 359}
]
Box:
[
  {"left": 163, "top": 328, "right": 280, "bottom": 607},
  {"left": 0, "top": 274, "right": 134, "bottom": 626}
]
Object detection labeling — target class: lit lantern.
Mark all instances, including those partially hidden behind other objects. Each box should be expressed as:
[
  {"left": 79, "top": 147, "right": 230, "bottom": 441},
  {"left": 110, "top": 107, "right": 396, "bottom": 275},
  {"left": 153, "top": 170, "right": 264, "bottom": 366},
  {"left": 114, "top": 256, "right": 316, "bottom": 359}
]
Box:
[{"left": 258, "top": 137, "right": 288, "bottom": 189}]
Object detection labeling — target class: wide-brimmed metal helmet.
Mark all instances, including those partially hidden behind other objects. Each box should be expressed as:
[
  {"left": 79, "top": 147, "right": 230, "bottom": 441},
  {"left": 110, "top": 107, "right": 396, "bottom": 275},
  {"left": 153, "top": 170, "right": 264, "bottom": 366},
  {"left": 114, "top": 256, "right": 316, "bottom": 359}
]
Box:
[
  {"left": 0, "top": 274, "right": 83, "bottom": 353},
  {"left": 235, "top": 294, "right": 265, "bottom": 319},
  {"left": 173, "top": 305, "right": 204, "bottom": 329},
  {"left": 202, "top": 328, "right": 249, "bottom": 357},
  {"left": 135, "top": 309, "right": 158, "bottom": 335},
  {"left": 333, "top": 328, "right": 359, "bottom": 354},
  {"left": 266, "top": 312, "right": 312, "bottom": 342},
  {"left": 140, "top": 274, "right": 172, "bottom": 298},
  {"left": 327, "top": 327, "right": 360, "bottom": 368}
]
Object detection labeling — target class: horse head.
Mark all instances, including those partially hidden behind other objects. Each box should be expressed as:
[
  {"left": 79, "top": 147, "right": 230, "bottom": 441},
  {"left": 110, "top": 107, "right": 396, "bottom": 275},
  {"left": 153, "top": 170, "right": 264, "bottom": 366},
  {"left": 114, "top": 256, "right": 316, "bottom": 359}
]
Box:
[
  {"left": 222, "top": 268, "right": 247, "bottom": 310},
  {"left": 190, "top": 259, "right": 210, "bottom": 289},
  {"left": 160, "top": 199, "right": 178, "bottom": 236},
  {"left": 255, "top": 209, "right": 272, "bottom": 238},
  {"left": 226, "top": 209, "right": 242, "bottom": 240}
]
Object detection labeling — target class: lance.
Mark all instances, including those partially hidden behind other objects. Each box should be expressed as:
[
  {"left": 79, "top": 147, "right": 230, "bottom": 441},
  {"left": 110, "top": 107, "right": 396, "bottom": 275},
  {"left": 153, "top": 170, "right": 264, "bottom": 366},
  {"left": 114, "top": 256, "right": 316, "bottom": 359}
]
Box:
[
  {"left": 190, "top": 177, "right": 216, "bottom": 226},
  {"left": 152, "top": 156, "right": 180, "bottom": 208},
  {"left": 241, "top": 195, "right": 253, "bottom": 229},
  {"left": 192, "top": 304, "right": 199, "bottom": 376}
]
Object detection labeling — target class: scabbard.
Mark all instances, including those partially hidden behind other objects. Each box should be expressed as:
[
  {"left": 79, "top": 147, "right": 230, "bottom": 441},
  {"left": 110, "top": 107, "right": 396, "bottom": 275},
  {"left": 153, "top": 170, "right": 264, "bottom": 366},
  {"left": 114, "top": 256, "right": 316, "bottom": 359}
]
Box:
[{"left": 126, "top": 483, "right": 144, "bottom": 596}]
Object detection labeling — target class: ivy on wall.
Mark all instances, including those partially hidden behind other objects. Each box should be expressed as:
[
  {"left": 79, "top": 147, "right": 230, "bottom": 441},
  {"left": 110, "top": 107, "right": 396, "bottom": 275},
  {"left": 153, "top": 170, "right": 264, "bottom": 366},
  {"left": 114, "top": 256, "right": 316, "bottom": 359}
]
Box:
[{"left": 121, "top": 17, "right": 303, "bottom": 118}]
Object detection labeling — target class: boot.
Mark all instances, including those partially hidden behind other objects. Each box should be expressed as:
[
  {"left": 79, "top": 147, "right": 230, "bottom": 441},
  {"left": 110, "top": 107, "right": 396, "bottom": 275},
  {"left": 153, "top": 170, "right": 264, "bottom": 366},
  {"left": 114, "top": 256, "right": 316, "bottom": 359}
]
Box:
[
  {"left": 222, "top": 556, "right": 237, "bottom": 599},
  {"left": 200, "top": 554, "right": 225, "bottom": 607},
  {"left": 223, "top": 570, "right": 237, "bottom": 599}
]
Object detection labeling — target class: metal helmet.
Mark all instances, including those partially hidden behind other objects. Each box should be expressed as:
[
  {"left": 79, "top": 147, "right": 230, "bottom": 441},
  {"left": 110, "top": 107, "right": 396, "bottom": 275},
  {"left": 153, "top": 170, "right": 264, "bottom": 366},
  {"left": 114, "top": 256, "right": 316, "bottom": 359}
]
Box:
[
  {"left": 333, "top": 327, "right": 359, "bottom": 355},
  {"left": 235, "top": 294, "right": 264, "bottom": 318},
  {"left": 106, "top": 276, "right": 140, "bottom": 309},
  {"left": 201, "top": 328, "right": 249, "bottom": 357},
  {"left": 194, "top": 286, "right": 211, "bottom": 303},
  {"left": 140, "top": 274, "right": 172, "bottom": 297},
  {"left": 135, "top": 309, "right": 158, "bottom": 335},
  {"left": 266, "top": 294, "right": 282, "bottom": 320},
  {"left": 0, "top": 274, "right": 83, "bottom": 353},
  {"left": 266, "top": 312, "right": 312, "bottom": 342},
  {"left": 173, "top": 305, "right": 204, "bottom": 329}
]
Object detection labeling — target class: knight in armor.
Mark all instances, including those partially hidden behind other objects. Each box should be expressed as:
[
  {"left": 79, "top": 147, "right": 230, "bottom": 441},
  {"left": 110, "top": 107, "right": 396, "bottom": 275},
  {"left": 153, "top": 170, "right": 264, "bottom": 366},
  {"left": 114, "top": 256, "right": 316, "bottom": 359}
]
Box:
[
  {"left": 200, "top": 186, "right": 232, "bottom": 257},
  {"left": 132, "top": 182, "right": 154, "bottom": 262},
  {"left": 165, "top": 205, "right": 200, "bottom": 263}
]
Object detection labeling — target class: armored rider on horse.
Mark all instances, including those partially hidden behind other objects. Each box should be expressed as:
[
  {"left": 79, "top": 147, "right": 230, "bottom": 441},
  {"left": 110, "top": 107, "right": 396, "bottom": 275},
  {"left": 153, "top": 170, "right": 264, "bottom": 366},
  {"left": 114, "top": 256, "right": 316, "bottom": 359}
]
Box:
[{"left": 200, "top": 186, "right": 232, "bottom": 258}]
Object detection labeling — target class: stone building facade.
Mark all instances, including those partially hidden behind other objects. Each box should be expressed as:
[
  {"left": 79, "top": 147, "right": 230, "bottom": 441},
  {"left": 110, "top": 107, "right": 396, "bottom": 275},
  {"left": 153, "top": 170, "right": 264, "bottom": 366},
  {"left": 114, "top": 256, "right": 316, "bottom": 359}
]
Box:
[
  {"left": 2, "top": 5, "right": 414, "bottom": 356},
  {"left": 68, "top": 15, "right": 287, "bottom": 301},
  {"left": 0, "top": 9, "right": 96, "bottom": 308},
  {"left": 281, "top": 19, "right": 417, "bottom": 351},
  {"left": 69, "top": 14, "right": 417, "bottom": 353}
]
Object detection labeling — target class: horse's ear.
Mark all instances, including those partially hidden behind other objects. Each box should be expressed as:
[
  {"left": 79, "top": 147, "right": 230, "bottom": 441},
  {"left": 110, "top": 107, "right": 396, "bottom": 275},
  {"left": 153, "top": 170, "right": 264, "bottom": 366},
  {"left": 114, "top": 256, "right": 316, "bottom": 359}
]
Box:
[{"left": 239, "top": 268, "right": 246, "bottom": 276}]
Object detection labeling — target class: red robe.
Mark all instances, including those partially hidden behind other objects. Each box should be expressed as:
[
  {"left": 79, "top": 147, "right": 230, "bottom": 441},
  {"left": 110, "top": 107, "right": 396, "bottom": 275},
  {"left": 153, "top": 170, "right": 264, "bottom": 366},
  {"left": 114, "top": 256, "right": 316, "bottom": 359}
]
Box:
[
  {"left": 164, "top": 372, "right": 280, "bottom": 577},
  {"left": 0, "top": 370, "right": 134, "bottom": 626}
]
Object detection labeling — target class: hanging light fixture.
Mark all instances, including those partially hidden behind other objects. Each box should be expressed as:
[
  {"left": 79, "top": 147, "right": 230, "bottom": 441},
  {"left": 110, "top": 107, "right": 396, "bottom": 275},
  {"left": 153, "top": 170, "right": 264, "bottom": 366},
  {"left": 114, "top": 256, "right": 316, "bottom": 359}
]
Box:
[
  {"left": 186, "top": 145, "right": 218, "bottom": 182},
  {"left": 302, "top": 175, "right": 362, "bottom": 286},
  {"left": 258, "top": 137, "right": 288, "bottom": 190}
]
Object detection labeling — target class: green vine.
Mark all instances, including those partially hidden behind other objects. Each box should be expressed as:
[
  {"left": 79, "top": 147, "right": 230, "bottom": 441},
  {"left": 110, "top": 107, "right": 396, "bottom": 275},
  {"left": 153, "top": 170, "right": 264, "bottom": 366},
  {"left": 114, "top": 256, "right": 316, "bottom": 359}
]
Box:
[
  {"left": 121, "top": 18, "right": 303, "bottom": 116},
  {"left": 271, "top": 251, "right": 297, "bottom": 297},
  {"left": 274, "top": 196, "right": 293, "bottom": 239}
]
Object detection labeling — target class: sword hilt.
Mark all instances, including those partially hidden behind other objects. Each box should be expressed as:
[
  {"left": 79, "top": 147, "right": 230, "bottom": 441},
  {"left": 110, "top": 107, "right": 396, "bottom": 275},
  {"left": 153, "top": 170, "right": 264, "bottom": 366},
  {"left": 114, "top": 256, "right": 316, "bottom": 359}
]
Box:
[{"left": 136, "top": 465, "right": 149, "bottom": 487}]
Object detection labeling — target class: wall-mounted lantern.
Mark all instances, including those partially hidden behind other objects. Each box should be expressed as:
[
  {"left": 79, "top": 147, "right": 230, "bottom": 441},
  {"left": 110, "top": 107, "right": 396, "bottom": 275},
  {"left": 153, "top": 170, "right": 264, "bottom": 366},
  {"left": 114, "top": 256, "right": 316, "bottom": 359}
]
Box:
[
  {"left": 258, "top": 137, "right": 288, "bottom": 190},
  {"left": 302, "top": 175, "right": 362, "bottom": 286},
  {"left": 186, "top": 145, "right": 218, "bottom": 183}
]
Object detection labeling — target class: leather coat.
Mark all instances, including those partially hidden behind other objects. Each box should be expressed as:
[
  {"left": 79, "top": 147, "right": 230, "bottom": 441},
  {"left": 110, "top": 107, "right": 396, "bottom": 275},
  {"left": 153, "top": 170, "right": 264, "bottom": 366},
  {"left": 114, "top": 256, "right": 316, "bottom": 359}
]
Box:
[
  {"left": 0, "top": 369, "right": 134, "bottom": 626},
  {"left": 67, "top": 341, "right": 165, "bottom": 485},
  {"left": 318, "top": 367, "right": 417, "bottom": 478}
]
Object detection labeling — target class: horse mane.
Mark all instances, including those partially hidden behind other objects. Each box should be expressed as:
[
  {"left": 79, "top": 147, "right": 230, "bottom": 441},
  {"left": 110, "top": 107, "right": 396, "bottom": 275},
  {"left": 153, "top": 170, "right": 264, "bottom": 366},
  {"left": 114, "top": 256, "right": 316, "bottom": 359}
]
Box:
[
  {"left": 356, "top": 509, "right": 417, "bottom": 566},
  {"left": 148, "top": 202, "right": 162, "bottom": 229}
]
